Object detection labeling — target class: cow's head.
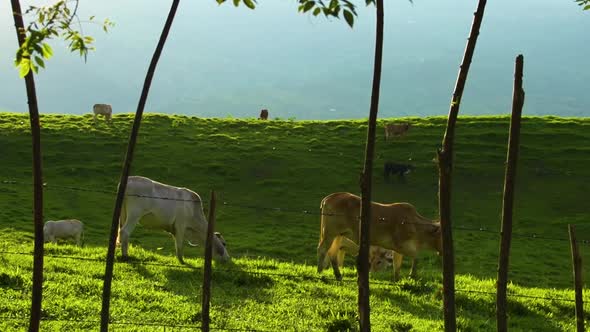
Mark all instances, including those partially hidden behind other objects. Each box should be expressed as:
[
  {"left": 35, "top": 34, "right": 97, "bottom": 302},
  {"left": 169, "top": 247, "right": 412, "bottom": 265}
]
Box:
[{"left": 430, "top": 222, "right": 443, "bottom": 254}]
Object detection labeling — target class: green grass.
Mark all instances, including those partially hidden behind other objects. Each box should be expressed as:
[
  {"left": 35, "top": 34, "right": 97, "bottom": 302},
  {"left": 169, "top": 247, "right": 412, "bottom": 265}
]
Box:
[{"left": 0, "top": 113, "right": 589, "bottom": 331}]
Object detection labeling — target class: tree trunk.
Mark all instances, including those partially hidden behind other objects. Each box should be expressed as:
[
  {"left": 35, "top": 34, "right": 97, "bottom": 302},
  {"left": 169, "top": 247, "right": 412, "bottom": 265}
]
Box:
[
  {"left": 437, "top": 1, "right": 488, "bottom": 331},
  {"left": 496, "top": 54, "right": 525, "bottom": 332},
  {"left": 358, "top": 0, "right": 384, "bottom": 331},
  {"left": 10, "top": 1, "right": 45, "bottom": 331},
  {"left": 100, "top": 1, "right": 180, "bottom": 331}
]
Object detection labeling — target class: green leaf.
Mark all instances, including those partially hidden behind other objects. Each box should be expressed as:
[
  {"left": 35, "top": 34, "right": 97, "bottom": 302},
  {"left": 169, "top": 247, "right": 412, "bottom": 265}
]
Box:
[
  {"left": 19, "top": 58, "right": 31, "bottom": 78},
  {"left": 245, "top": 0, "right": 256, "bottom": 9},
  {"left": 303, "top": 1, "right": 315, "bottom": 12},
  {"left": 313, "top": 7, "right": 321, "bottom": 15},
  {"left": 584, "top": 4, "right": 590, "bottom": 9},
  {"left": 233, "top": 0, "right": 240, "bottom": 6},
  {"left": 243, "top": 0, "right": 256, "bottom": 9},
  {"left": 42, "top": 43, "right": 53, "bottom": 59},
  {"left": 343, "top": 9, "right": 354, "bottom": 28},
  {"left": 34, "top": 56, "right": 45, "bottom": 69},
  {"left": 30, "top": 62, "right": 39, "bottom": 74}
]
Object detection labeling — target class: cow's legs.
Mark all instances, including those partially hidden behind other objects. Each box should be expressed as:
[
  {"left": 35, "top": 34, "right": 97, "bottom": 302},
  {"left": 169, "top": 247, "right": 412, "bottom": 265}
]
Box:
[
  {"left": 173, "top": 226, "right": 186, "bottom": 264},
  {"left": 331, "top": 255, "right": 342, "bottom": 281},
  {"left": 409, "top": 257, "right": 418, "bottom": 279},
  {"left": 392, "top": 252, "right": 404, "bottom": 282},
  {"left": 317, "top": 237, "right": 331, "bottom": 273},
  {"left": 119, "top": 211, "right": 140, "bottom": 260},
  {"left": 75, "top": 232, "right": 82, "bottom": 247}
]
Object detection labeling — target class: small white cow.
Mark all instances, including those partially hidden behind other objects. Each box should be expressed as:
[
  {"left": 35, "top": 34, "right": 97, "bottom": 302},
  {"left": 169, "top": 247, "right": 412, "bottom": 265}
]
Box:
[
  {"left": 43, "top": 219, "right": 84, "bottom": 246},
  {"left": 118, "top": 176, "right": 230, "bottom": 264},
  {"left": 93, "top": 103, "right": 112, "bottom": 122}
]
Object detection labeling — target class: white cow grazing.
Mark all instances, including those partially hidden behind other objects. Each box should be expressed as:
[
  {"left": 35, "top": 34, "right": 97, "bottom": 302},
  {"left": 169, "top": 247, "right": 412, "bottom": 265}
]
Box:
[
  {"left": 118, "top": 176, "right": 230, "bottom": 264},
  {"left": 93, "top": 103, "right": 112, "bottom": 121},
  {"left": 43, "top": 219, "right": 84, "bottom": 246}
]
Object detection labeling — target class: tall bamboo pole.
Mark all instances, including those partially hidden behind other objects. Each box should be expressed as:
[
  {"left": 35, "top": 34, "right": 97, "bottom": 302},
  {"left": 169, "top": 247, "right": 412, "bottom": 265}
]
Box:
[
  {"left": 496, "top": 54, "right": 525, "bottom": 332},
  {"left": 437, "top": 1, "right": 488, "bottom": 330},
  {"left": 568, "top": 224, "right": 585, "bottom": 332},
  {"left": 100, "top": 1, "right": 180, "bottom": 330},
  {"left": 10, "top": 1, "right": 45, "bottom": 330},
  {"left": 201, "top": 191, "right": 216, "bottom": 332}
]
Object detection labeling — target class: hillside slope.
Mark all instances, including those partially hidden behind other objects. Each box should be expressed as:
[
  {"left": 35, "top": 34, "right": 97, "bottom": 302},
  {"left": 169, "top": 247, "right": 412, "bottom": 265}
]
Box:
[{"left": 0, "top": 113, "right": 589, "bottom": 330}]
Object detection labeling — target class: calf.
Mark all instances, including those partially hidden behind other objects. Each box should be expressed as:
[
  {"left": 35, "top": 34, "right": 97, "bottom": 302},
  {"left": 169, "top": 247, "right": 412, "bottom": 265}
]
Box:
[
  {"left": 259, "top": 109, "right": 269, "bottom": 120},
  {"left": 322, "top": 235, "right": 395, "bottom": 273},
  {"left": 384, "top": 123, "right": 411, "bottom": 140},
  {"left": 93, "top": 103, "right": 112, "bottom": 122},
  {"left": 43, "top": 219, "right": 84, "bottom": 246},
  {"left": 318, "top": 192, "right": 442, "bottom": 281}
]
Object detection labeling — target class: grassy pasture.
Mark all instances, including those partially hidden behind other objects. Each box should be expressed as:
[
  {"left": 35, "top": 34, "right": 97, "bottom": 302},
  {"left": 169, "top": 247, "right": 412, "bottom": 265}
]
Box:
[{"left": 0, "top": 113, "right": 589, "bottom": 331}]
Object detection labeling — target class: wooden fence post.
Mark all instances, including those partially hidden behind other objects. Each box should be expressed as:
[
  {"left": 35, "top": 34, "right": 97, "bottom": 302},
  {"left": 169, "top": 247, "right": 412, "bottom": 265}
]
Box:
[
  {"left": 201, "top": 191, "right": 216, "bottom": 332},
  {"left": 437, "top": 1, "right": 489, "bottom": 330},
  {"left": 358, "top": 0, "right": 384, "bottom": 331},
  {"left": 569, "top": 224, "right": 585, "bottom": 332},
  {"left": 496, "top": 54, "right": 525, "bottom": 332},
  {"left": 10, "top": 1, "right": 45, "bottom": 331},
  {"left": 99, "top": 1, "right": 180, "bottom": 331}
]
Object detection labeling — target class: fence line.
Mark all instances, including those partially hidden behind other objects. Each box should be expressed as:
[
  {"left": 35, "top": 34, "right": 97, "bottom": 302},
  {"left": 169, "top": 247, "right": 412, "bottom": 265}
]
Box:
[
  {"left": 1, "top": 250, "right": 583, "bottom": 304},
  {"left": 0, "top": 315, "right": 268, "bottom": 331},
  {"left": 455, "top": 289, "right": 578, "bottom": 303},
  {"left": 1, "top": 179, "right": 589, "bottom": 244}
]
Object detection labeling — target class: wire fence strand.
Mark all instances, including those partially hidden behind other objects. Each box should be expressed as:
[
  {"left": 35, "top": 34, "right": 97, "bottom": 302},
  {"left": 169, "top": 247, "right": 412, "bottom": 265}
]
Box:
[{"left": 1, "top": 179, "right": 589, "bottom": 244}]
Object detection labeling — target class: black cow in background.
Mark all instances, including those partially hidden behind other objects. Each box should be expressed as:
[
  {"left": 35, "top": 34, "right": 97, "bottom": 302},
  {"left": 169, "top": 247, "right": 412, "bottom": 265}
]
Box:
[{"left": 384, "top": 162, "right": 415, "bottom": 182}]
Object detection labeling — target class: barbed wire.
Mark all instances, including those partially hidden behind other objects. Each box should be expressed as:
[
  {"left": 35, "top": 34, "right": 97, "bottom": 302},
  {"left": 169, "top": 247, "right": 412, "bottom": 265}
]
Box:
[
  {"left": 0, "top": 315, "right": 268, "bottom": 331},
  {"left": 2, "top": 179, "right": 588, "bottom": 245},
  {"left": 455, "top": 289, "right": 578, "bottom": 303},
  {"left": 1, "top": 250, "right": 584, "bottom": 303}
]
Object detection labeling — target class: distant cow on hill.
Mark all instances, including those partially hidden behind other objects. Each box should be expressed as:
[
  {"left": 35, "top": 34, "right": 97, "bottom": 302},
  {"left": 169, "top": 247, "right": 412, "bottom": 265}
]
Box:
[
  {"left": 259, "top": 109, "right": 269, "bottom": 120},
  {"left": 93, "top": 104, "right": 112, "bottom": 122},
  {"left": 384, "top": 162, "right": 415, "bottom": 181},
  {"left": 44, "top": 219, "right": 84, "bottom": 246},
  {"left": 384, "top": 123, "right": 411, "bottom": 140}
]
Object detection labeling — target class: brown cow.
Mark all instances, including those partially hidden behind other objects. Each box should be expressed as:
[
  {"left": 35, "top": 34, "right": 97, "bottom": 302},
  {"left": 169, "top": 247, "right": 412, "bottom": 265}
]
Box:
[
  {"left": 322, "top": 235, "right": 395, "bottom": 273},
  {"left": 317, "top": 192, "right": 442, "bottom": 281},
  {"left": 259, "top": 109, "right": 269, "bottom": 120},
  {"left": 384, "top": 122, "right": 411, "bottom": 140}
]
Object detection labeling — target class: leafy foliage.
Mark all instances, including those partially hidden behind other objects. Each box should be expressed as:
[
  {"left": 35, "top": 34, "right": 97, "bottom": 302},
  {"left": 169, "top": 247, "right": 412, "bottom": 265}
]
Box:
[
  {"left": 216, "top": 0, "right": 257, "bottom": 10},
  {"left": 14, "top": 0, "right": 114, "bottom": 78},
  {"left": 575, "top": 0, "right": 590, "bottom": 10},
  {"left": 297, "top": 0, "right": 361, "bottom": 27}
]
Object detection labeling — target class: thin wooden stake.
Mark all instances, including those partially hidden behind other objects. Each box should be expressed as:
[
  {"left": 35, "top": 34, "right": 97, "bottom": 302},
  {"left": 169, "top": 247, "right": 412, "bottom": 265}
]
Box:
[
  {"left": 201, "top": 190, "right": 216, "bottom": 332},
  {"left": 100, "top": 1, "right": 180, "bottom": 331},
  {"left": 10, "top": 1, "right": 45, "bottom": 331},
  {"left": 496, "top": 54, "right": 525, "bottom": 332},
  {"left": 569, "top": 224, "right": 585, "bottom": 332},
  {"left": 358, "top": 1, "right": 384, "bottom": 331}
]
